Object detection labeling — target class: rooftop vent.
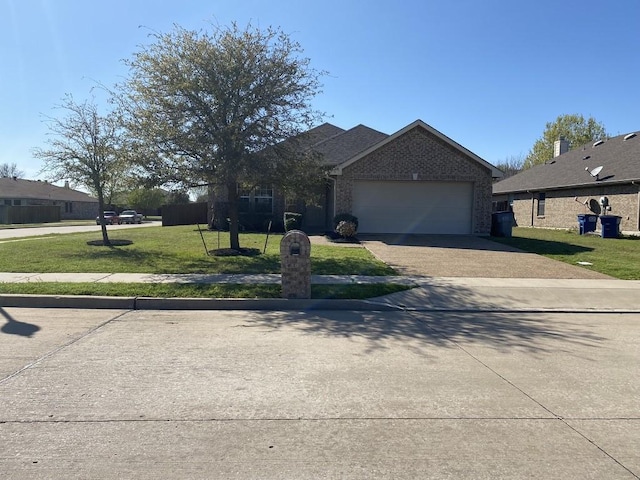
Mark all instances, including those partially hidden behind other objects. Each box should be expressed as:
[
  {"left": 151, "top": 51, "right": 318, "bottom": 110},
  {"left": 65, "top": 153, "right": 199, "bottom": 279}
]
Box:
[
  {"left": 583, "top": 155, "right": 591, "bottom": 160},
  {"left": 624, "top": 132, "right": 637, "bottom": 141},
  {"left": 592, "top": 140, "right": 605, "bottom": 147}
]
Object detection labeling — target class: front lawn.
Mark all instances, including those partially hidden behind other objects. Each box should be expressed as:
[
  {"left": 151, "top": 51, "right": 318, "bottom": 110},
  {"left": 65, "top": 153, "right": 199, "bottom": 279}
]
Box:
[
  {"left": 0, "top": 226, "right": 405, "bottom": 299},
  {"left": 490, "top": 227, "right": 640, "bottom": 279},
  {"left": 0, "top": 226, "right": 396, "bottom": 275}
]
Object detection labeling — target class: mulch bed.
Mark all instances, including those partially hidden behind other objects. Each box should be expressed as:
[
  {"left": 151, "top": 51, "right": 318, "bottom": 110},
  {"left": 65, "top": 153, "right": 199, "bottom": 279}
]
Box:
[
  {"left": 86, "top": 239, "right": 133, "bottom": 246},
  {"left": 209, "top": 247, "right": 261, "bottom": 257}
]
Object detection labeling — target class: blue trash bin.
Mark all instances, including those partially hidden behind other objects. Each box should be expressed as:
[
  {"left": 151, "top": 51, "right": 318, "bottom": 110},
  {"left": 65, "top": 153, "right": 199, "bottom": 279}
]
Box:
[
  {"left": 577, "top": 214, "right": 598, "bottom": 235},
  {"left": 599, "top": 215, "right": 621, "bottom": 238}
]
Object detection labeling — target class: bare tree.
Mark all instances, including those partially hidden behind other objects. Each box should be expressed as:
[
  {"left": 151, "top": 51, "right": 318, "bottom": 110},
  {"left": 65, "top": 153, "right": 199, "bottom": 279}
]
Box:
[
  {"left": 494, "top": 154, "right": 525, "bottom": 180},
  {"left": 0, "top": 162, "right": 25, "bottom": 178},
  {"left": 34, "top": 95, "right": 127, "bottom": 246},
  {"left": 116, "top": 22, "right": 325, "bottom": 251}
]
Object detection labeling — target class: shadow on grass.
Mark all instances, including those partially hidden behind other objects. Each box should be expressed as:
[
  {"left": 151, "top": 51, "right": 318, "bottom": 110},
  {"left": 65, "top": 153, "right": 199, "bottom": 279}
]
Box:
[
  {"left": 64, "top": 241, "right": 393, "bottom": 275},
  {"left": 311, "top": 257, "right": 395, "bottom": 276},
  {"left": 488, "top": 236, "right": 594, "bottom": 256}
]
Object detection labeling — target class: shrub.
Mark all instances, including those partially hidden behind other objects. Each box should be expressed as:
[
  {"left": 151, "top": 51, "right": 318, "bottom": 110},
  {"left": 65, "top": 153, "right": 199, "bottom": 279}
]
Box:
[
  {"left": 333, "top": 213, "right": 358, "bottom": 230},
  {"left": 336, "top": 220, "right": 358, "bottom": 239},
  {"left": 283, "top": 212, "right": 303, "bottom": 231}
]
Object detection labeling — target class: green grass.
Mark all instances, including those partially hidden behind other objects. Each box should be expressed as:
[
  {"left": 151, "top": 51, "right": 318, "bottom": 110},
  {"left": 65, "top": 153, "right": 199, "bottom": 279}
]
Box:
[
  {"left": 0, "top": 226, "right": 396, "bottom": 275},
  {"left": 0, "top": 282, "right": 409, "bottom": 300},
  {"left": 489, "top": 227, "right": 640, "bottom": 279},
  {"left": 0, "top": 225, "right": 403, "bottom": 298}
]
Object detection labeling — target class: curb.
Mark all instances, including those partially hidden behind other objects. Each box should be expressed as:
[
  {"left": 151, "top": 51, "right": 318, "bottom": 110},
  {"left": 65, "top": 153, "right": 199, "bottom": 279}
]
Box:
[
  {"left": 0, "top": 294, "right": 401, "bottom": 311},
  {"left": 3, "top": 294, "right": 640, "bottom": 314}
]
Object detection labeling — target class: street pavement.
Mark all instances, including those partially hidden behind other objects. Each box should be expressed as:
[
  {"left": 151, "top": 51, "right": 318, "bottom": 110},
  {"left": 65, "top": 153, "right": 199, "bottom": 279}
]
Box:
[
  {"left": 1, "top": 289, "right": 639, "bottom": 478},
  {"left": 0, "top": 221, "right": 159, "bottom": 241}
]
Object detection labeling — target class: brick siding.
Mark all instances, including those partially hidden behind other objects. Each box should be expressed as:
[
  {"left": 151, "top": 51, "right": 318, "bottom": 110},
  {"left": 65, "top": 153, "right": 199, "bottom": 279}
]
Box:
[{"left": 499, "top": 185, "right": 640, "bottom": 231}]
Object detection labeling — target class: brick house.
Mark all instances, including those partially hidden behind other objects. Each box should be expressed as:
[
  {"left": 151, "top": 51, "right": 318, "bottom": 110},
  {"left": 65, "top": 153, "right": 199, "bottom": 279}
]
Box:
[
  {"left": 492, "top": 132, "right": 640, "bottom": 232},
  {"left": 0, "top": 177, "right": 98, "bottom": 222},
  {"left": 220, "top": 120, "right": 501, "bottom": 234}
]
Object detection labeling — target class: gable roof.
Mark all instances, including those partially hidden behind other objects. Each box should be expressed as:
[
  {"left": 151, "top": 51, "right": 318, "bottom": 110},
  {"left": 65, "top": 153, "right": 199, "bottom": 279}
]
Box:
[
  {"left": 312, "top": 124, "right": 388, "bottom": 166},
  {"left": 0, "top": 177, "right": 98, "bottom": 203},
  {"left": 292, "top": 122, "right": 346, "bottom": 151},
  {"left": 330, "top": 119, "right": 503, "bottom": 177},
  {"left": 493, "top": 131, "right": 640, "bottom": 194}
]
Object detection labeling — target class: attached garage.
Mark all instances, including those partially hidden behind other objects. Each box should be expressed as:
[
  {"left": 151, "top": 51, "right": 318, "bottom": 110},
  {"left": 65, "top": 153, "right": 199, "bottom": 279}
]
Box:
[
  {"left": 352, "top": 180, "right": 474, "bottom": 234},
  {"left": 328, "top": 120, "right": 501, "bottom": 234}
]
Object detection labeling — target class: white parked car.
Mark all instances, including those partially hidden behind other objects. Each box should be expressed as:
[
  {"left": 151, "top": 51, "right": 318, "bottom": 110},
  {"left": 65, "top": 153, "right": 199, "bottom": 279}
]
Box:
[{"left": 119, "top": 210, "right": 144, "bottom": 224}]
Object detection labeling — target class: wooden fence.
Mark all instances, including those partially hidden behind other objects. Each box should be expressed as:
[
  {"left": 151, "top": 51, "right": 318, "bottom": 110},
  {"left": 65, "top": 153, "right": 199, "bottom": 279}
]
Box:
[
  {"left": 161, "top": 202, "right": 208, "bottom": 226},
  {"left": 0, "top": 205, "right": 61, "bottom": 224}
]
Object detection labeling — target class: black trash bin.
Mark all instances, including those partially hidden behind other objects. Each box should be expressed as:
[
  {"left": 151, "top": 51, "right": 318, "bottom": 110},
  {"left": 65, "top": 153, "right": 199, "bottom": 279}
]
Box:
[
  {"left": 491, "top": 211, "right": 513, "bottom": 237},
  {"left": 577, "top": 214, "right": 598, "bottom": 235},
  {"left": 599, "top": 215, "right": 621, "bottom": 238}
]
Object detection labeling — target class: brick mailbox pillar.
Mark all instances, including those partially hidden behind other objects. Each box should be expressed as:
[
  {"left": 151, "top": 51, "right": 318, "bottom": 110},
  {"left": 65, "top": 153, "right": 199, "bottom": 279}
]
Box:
[{"left": 280, "top": 230, "right": 311, "bottom": 299}]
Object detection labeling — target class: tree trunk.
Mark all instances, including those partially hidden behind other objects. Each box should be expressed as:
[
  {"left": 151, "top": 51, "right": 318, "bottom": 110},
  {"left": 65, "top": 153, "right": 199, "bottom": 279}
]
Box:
[
  {"left": 96, "top": 189, "right": 111, "bottom": 247},
  {"left": 227, "top": 181, "right": 240, "bottom": 251},
  {"left": 207, "top": 184, "right": 216, "bottom": 230}
]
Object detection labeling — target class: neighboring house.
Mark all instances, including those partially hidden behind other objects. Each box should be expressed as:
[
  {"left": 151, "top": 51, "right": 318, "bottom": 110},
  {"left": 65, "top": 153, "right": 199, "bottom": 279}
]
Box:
[
  {"left": 216, "top": 119, "right": 501, "bottom": 234},
  {"left": 493, "top": 132, "right": 640, "bottom": 232},
  {"left": 0, "top": 177, "right": 99, "bottom": 221}
]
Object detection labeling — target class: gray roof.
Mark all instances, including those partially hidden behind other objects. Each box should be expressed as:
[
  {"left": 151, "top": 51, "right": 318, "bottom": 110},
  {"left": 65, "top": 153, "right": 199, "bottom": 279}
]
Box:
[
  {"left": 0, "top": 177, "right": 98, "bottom": 203},
  {"left": 493, "top": 131, "right": 640, "bottom": 194},
  {"left": 293, "top": 123, "right": 346, "bottom": 150},
  {"left": 312, "top": 124, "right": 388, "bottom": 166}
]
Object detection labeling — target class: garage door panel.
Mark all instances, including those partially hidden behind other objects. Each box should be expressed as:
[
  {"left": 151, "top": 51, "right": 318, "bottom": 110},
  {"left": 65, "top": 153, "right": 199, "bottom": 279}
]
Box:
[{"left": 352, "top": 181, "right": 472, "bottom": 234}]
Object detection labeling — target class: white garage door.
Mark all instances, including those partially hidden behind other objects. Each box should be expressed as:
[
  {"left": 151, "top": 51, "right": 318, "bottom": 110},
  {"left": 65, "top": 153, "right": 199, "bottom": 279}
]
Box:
[{"left": 352, "top": 181, "right": 473, "bottom": 234}]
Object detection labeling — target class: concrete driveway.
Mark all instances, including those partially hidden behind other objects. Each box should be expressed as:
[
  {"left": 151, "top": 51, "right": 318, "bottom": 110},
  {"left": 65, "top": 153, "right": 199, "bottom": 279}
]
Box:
[
  {"left": 1, "top": 306, "right": 639, "bottom": 479},
  {"left": 359, "top": 234, "right": 612, "bottom": 279}
]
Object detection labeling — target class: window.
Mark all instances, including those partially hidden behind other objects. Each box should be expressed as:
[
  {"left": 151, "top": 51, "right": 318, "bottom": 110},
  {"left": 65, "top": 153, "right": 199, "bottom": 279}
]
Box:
[
  {"left": 65, "top": 202, "right": 73, "bottom": 213},
  {"left": 254, "top": 185, "right": 273, "bottom": 213},
  {"left": 13, "top": 199, "right": 22, "bottom": 206},
  {"left": 238, "top": 187, "right": 251, "bottom": 213},
  {"left": 537, "top": 192, "right": 545, "bottom": 216},
  {"left": 237, "top": 185, "right": 273, "bottom": 213},
  {"left": 4, "top": 200, "right": 11, "bottom": 206}
]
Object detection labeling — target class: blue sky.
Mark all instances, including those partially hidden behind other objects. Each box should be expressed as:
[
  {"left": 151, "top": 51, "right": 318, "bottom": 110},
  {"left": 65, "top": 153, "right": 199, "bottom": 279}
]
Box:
[{"left": 2, "top": 0, "right": 639, "bottom": 179}]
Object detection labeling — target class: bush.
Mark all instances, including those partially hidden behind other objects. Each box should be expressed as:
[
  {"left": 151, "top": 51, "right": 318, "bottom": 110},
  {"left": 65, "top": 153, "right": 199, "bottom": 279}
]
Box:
[
  {"left": 336, "top": 220, "right": 358, "bottom": 239},
  {"left": 283, "top": 212, "right": 303, "bottom": 231},
  {"left": 333, "top": 213, "right": 358, "bottom": 230}
]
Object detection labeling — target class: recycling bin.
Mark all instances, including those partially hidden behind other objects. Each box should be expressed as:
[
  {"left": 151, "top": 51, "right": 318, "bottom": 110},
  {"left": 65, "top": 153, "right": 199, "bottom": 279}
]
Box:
[
  {"left": 599, "top": 215, "right": 621, "bottom": 238},
  {"left": 577, "top": 214, "right": 598, "bottom": 235}
]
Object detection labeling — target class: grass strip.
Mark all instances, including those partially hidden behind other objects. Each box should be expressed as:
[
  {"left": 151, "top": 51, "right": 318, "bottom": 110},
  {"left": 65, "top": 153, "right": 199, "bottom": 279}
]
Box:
[{"left": 0, "top": 282, "right": 410, "bottom": 300}]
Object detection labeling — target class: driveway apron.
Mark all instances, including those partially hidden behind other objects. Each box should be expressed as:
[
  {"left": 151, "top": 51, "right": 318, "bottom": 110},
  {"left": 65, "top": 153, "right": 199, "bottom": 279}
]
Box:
[{"left": 359, "top": 234, "right": 612, "bottom": 279}]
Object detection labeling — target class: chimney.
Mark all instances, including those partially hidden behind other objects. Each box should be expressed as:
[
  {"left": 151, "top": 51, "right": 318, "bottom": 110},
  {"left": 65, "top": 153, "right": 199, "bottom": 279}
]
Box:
[
  {"left": 553, "top": 137, "right": 570, "bottom": 157},
  {"left": 64, "top": 181, "right": 70, "bottom": 189}
]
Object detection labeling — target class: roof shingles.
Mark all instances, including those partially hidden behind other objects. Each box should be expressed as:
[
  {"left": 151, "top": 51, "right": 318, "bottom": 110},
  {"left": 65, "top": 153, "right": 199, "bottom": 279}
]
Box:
[
  {"left": 493, "top": 132, "right": 640, "bottom": 194},
  {"left": 0, "top": 178, "right": 98, "bottom": 202}
]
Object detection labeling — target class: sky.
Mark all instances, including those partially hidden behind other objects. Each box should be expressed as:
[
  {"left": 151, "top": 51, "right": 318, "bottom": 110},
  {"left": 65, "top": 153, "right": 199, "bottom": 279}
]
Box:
[{"left": 2, "top": 0, "right": 639, "bottom": 180}]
